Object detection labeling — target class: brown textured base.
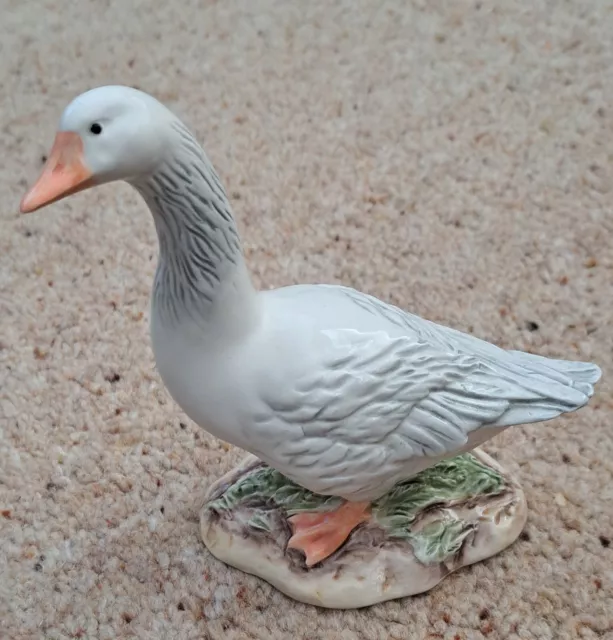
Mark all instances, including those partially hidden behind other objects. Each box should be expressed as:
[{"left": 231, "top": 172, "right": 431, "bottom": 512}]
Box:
[{"left": 200, "top": 448, "right": 528, "bottom": 609}]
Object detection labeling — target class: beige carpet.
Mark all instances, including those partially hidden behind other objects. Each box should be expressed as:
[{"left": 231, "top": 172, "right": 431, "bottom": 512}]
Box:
[{"left": 1, "top": 0, "right": 612, "bottom": 638}]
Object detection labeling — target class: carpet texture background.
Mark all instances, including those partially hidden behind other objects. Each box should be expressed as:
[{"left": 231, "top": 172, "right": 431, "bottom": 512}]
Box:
[{"left": 1, "top": 1, "right": 612, "bottom": 638}]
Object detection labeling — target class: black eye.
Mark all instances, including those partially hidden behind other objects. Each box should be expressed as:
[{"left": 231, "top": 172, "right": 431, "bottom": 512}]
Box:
[{"left": 90, "top": 123, "right": 103, "bottom": 135}]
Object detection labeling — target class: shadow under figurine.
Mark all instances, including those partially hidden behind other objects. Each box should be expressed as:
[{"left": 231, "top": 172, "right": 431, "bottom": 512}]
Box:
[{"left": 20, "top": 85, "right": 601, "bottom": 609}]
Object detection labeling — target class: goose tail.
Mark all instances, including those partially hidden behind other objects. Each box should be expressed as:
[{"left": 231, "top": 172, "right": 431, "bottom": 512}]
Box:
[
  {"left": 508, "top": 350, "right": 601, "bottom": 397},
  {"left": 491, "top": 351, "right": 601, "bottom": 428}
]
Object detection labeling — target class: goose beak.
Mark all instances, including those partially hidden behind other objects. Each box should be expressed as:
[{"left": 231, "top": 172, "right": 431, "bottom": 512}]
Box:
[{"left": 20, "top": 132, "right": 94, "bottom": 214}]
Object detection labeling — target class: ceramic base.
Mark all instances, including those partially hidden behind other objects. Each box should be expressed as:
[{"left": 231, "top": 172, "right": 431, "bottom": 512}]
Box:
[{"left": 200, "top": 448, "right": 527, "bottom": 609}]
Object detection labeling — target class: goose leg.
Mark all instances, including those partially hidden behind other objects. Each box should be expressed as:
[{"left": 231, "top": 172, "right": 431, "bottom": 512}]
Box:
[{"left": 286, "top": 501, "right": 371, "bottom": 567}]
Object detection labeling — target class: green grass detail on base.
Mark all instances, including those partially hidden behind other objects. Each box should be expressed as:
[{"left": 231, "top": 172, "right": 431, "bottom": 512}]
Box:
[
  {"left": 207, "top": 453, "right": 506, "bottom": 564},
  {"left": 407, "top": 518, "right": 476, "bottom": 564}
]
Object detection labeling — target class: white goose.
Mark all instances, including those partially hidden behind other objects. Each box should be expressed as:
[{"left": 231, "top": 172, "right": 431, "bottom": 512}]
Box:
[{"left": 21, "top": 86, "right": 601, "bottom": 567}]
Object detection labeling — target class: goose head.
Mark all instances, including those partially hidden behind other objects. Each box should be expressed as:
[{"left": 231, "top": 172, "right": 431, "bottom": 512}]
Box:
[{"left": 20, "top": 85, "right": 176, "bottom": 213}]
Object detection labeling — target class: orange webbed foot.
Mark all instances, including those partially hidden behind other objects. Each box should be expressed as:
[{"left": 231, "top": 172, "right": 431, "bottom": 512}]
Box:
[{"left": 287, "top": 501, "right": 371, "bottom": 567}]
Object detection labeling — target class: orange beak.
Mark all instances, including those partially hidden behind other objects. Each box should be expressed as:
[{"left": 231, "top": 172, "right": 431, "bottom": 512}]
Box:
[{"left": 20, "top": 131, "right": 94, "bottom": 214}]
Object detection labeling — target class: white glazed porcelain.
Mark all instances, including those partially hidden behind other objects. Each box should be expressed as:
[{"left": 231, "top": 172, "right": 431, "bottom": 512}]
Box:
[{"left": 20, "top": 86, "right": 601, "bottom": 603}]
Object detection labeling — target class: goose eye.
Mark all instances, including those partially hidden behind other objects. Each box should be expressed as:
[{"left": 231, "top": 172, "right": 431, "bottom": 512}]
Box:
[{"left": 90, "top": 123, "right": 103, "bottom": 135}]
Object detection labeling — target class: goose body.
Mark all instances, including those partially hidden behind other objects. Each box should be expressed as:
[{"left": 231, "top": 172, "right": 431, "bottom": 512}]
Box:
[
  {"left": 152, "top": 279, "right": 599, "bottom": 503},
  {"left": 21, "top": 86, "right": 601, "bottom": 565}
]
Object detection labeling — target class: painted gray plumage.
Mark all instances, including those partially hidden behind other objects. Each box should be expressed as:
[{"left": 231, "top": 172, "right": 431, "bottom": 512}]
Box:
[{"left": 132, "top": 125, "right": 242, "bottom": 326}]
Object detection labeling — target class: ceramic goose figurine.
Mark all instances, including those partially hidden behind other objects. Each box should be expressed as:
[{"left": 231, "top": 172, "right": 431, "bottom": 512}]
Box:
[{"left": 21, "top": 86, "right": 601, "bottom": 568}]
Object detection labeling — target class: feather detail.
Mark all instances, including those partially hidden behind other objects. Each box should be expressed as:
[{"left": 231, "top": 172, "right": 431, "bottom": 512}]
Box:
[
  {"left": 245, "top": 286, "right": 600, "bottom": 501},
  {"left": 133, "top": 126, "right": 242, "bottom": 326}
]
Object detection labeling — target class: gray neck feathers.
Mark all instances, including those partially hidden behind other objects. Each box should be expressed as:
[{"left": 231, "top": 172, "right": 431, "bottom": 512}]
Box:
[{"left": 132, "top": 120, "right": 245, "bottom": 326}]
